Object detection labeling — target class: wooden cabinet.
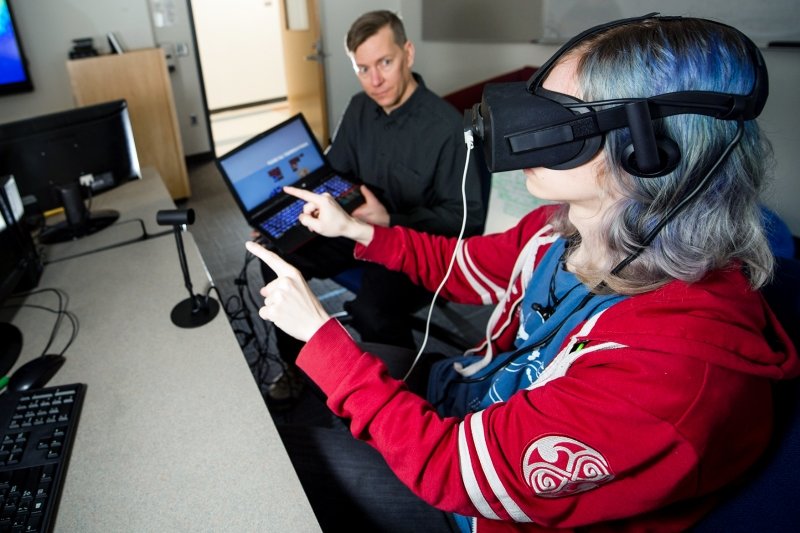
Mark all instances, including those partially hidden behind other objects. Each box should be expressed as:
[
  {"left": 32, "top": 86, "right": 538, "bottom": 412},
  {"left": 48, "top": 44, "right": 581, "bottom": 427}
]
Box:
[{"left": 66, "top": 49, "right": 191, "bottom": 200}]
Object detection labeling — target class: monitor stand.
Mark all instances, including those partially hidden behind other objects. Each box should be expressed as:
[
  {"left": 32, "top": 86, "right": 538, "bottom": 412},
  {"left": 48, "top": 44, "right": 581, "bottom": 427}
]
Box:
[
  {"left": 0, "top": 323, "right": 22, "bottom": 376},
  {"left": 38, "top": 209, "right": 120, "bottom": 245}
]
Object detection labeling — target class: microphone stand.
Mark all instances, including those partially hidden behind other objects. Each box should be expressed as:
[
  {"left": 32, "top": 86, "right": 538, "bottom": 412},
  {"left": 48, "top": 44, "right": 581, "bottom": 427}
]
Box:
[{"left": 156, "top": 209, "right": 220, "bottom": 328}]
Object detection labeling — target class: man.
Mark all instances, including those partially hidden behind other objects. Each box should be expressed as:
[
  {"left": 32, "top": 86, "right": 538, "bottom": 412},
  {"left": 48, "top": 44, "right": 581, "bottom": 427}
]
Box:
[{"left": 262, "top": 10, "right": 486, "bottom": 404}]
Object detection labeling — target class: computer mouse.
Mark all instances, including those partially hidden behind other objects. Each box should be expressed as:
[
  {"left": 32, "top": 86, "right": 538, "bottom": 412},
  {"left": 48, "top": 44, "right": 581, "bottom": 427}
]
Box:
[{"left": 7, "top": 354, "right": 66, "bottom": 392}]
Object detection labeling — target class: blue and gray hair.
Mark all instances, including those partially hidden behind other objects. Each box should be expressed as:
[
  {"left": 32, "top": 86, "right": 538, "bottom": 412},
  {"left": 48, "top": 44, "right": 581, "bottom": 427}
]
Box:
[{"left": 552, "top": 18, "right": 774, "bottom": 293}]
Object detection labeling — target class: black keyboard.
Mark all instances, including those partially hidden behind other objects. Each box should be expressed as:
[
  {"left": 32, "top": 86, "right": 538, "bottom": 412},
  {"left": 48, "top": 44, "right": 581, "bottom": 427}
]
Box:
[{"left": 0, "top": 383, "right": 85, "bottom": 532}]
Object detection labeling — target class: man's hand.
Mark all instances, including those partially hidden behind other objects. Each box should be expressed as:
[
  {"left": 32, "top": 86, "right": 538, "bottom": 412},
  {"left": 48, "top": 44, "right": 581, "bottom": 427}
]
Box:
[
  {"left": 245, "top": 240, "right": 330, "bottom": 341},
  {"left": 351, "top": 185, "right": 390, "bottom": 227}
]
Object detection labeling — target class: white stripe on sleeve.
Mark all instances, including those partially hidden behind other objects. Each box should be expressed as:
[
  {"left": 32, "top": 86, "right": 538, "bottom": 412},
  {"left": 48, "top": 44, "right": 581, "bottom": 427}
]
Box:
[
  {"left": 470, "top": 411, "right": 532, "bottom": 522},
  {"left": 458, "top": 417, "right": 501, "bottom": 520},
  {"left": 460, "top": 241, "right": 505, "bottom": 302}
]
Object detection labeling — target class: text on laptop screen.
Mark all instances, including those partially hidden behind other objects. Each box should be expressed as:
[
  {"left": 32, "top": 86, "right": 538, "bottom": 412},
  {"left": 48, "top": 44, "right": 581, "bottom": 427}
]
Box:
[{"left": 218, "top": 118, "right": 325, "bottom": 211}]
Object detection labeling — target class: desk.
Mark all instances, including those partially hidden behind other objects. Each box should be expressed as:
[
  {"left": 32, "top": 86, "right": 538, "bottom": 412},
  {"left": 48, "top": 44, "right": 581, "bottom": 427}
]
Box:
[{"left": 8, "top": 171, "right": 320, "bottom": 531}]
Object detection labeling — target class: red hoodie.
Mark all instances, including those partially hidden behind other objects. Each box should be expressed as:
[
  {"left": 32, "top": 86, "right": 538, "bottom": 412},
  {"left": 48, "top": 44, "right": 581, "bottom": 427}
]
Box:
[{"left": 297, "top": 206, "right": 799, "bottom": 531}]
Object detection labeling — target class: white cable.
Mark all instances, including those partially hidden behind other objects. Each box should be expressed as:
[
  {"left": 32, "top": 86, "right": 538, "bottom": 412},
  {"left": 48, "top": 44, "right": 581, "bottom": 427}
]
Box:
[{"left": 403, "top": 130, "right": 474, "bottom": 381}]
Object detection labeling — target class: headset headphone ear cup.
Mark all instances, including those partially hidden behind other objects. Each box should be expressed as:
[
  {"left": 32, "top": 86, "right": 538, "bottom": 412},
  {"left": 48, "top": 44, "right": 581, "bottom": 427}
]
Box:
[{"left": 620, "top": 136, "right": 681, "bottom": 177}]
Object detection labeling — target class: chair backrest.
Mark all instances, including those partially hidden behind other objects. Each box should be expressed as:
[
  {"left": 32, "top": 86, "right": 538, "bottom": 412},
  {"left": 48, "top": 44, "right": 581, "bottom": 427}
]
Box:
[
  {"left": 692, "top": 256, "right": 800, "bottom": 532},
  {"left": 441, "top": 66, "right": 538, "bottom": 115},
  {"left": 763, "top": 256, "right": 800, "bottom": 344},
  {"left": 761, "top": 206, "right": 796, "bottom": 259}
]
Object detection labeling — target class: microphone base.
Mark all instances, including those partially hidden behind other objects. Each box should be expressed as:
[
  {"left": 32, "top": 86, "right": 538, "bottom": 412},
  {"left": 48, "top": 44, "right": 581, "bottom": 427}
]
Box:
[
  {"left": 170, "top": 296, "right": 220, "bottom": 328},
  {"left": 39, "top": 210, "right": 120, "bottom": 244}
]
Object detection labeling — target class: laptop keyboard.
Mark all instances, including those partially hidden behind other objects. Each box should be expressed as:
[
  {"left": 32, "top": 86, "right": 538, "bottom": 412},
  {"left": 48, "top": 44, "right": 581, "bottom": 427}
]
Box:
[{"left": 261, "top": 176, "right": 360, "bottom": 239}]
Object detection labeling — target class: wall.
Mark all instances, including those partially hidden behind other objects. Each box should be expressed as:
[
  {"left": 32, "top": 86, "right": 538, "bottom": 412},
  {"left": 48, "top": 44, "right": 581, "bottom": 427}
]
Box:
[
  {"left": 422, "top": 0, "right": 545, "bottom": 43},
  {"left": 0, "top": 0, "right": 155, "bottom": 121},
  {"left": 541, "top": 0, "right": 800, "bottom": 45},
  {"left": 759, "top": 49, "right": 800, "bottom": 234},
  {"left": 0, "top": 0, "right": 210, "bottom": 157},
  {"left": 149, "top": 0, "right": 211, "bottom": 156},
  {"left": 399, "top": 0, "right": 560, "bottom": 95}
]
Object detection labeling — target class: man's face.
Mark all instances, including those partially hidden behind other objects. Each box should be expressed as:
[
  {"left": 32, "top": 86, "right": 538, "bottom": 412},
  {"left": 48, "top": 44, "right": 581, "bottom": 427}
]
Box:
[{"left": 351, "top": 25, "right": 416, "bottom": 114}]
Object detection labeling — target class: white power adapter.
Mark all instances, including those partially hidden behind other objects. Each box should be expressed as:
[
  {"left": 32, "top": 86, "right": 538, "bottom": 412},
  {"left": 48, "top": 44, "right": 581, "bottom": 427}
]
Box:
[{"left": 78, "top": 174, "right": 95, "bottom": 188}]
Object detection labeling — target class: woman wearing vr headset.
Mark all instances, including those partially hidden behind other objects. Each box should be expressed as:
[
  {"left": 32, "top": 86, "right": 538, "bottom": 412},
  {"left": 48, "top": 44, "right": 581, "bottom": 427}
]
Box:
[{"left": 247, "top": 15, "right": 798, "bottom": 532}]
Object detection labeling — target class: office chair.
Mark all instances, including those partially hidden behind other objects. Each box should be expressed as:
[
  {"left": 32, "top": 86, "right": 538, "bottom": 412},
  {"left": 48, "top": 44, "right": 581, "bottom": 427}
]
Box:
[
  {"left": 691, "top": 255, "right": 800, "bottom": 532},
  {"left": 761, "top": 205, "right": 795, "bottom": 259}
]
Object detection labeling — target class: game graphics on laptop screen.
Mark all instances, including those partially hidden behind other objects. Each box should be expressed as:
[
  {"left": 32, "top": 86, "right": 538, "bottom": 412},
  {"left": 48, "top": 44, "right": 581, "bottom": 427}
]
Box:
[{"left": 219, "top": 118, "right": 325, "bottom": 212}]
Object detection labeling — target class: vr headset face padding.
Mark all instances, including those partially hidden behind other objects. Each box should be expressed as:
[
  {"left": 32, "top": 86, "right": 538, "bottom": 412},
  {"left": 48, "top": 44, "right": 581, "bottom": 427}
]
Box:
[{"left": 476, "top": 83, "right": 604, "bottom": 173}]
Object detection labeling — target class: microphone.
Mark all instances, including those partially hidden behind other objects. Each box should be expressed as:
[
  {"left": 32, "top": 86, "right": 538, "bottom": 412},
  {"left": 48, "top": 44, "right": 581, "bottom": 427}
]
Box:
[
  {"left": 156, "top": 208, "right": 220, "bottom": 328},
  {"left": 532, "top": 302, "right": 554, "bottom": 321}
]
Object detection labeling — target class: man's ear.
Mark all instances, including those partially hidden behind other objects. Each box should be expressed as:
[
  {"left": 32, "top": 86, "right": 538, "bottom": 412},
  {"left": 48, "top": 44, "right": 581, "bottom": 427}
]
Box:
[
  {"left": 347, "top": 52, "right": 359, "bottom": 75},
  {"left": 405, "top": 40, "right": 415, "bottom": 69}
]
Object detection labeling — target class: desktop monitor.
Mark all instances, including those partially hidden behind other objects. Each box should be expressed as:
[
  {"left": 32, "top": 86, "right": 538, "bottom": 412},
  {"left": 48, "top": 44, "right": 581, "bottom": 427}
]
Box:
[
  {"left": 0, "top": 175, "right": 41, "bottom": 369},
  {"left": 0, "top": 99, "right": 141, "bottom": 242}
]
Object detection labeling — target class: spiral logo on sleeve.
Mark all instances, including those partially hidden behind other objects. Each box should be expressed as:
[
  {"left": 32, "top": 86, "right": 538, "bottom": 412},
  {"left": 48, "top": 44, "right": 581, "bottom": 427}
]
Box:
[{"left": 522, "top": 435, "right": 614, "bottom": 497}]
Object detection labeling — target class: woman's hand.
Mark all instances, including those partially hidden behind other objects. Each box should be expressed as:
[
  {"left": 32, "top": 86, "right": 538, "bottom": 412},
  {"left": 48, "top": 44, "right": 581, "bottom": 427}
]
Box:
[
  {"left": 284, "top": 186, "right": 375, "bottom": 245},
  {"left": 245, "top": 240, "right": 329, "bottom": 342}
]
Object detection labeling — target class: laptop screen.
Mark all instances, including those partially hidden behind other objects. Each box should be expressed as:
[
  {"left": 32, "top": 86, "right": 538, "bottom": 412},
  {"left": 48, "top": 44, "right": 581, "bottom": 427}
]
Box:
[{"left": 217, "top": 116, "right": 326, "bottom": 212}]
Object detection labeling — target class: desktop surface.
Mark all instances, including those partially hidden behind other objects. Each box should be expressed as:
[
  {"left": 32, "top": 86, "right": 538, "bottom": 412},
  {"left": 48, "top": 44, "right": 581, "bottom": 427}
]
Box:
[{"left": 6, "top": 171, "right": 320, "bottom": 531}]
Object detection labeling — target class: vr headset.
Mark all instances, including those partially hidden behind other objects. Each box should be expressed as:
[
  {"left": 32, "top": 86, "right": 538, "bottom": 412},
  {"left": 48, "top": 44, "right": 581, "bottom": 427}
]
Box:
[{"left": 466, "top": 13, "right": 768, "bottom": 177}]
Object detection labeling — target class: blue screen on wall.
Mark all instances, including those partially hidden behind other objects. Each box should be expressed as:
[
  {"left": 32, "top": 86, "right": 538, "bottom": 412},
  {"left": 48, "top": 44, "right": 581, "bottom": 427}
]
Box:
[{"left": 0, "top": 0, "right": 33, "bottom": 96}]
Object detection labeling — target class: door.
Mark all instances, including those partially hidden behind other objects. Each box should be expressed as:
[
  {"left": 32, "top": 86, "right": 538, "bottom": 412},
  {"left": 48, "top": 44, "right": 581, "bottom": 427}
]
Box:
[
  {"left": 278, "top": 0, "right": 330, "bottom": 147},
  {"left": 191, "top": 0, "right": 290, "bottom": 156}
]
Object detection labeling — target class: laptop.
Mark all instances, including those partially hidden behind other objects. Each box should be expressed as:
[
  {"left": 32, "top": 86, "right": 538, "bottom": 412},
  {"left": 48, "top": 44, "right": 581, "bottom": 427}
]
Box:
[{"left": 216, "top": 113, "right": 363, "bottom": 253}]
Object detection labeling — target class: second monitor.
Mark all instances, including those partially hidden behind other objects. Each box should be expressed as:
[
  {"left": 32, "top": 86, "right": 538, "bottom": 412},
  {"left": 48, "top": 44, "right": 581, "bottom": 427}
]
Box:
[{"left": 0, "top": 99, "right": 141, "bottom": 243}]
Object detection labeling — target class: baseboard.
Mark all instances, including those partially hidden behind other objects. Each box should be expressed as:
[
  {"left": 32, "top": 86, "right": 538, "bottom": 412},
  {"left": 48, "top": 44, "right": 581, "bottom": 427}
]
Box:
[{"left": 186, "top": 152, "right": 215, "bottom": 167}]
